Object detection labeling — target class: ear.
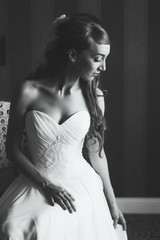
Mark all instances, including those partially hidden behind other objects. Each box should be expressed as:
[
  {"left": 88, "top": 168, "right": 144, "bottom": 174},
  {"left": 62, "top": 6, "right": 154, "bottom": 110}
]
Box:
[{"left": 68, "top": 48, "right": 77, "bottom": 63}]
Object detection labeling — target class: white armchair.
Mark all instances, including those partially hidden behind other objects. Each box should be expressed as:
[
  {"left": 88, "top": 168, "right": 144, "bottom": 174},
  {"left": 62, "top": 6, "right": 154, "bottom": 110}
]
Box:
[{"left": 0, "top": 101, "right": 17, "bottom": 196}]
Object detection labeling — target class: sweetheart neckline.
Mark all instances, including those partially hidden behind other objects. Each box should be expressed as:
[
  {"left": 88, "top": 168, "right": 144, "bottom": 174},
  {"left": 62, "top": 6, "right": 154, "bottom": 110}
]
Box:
[{"left": 26, "top": 110, "right": 90, "bottom": 126}]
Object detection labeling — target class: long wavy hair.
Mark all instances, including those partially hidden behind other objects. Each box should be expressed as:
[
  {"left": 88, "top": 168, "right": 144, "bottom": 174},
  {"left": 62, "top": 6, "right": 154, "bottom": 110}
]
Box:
[{"left": 27, "top": 13, "right": 110, "bottom": 157}]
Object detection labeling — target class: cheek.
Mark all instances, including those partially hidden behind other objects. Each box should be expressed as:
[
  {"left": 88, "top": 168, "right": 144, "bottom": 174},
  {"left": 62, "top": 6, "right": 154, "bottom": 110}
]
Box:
[
  {"left": 80, "top": 60, "right": 95, "bottom": 73},
  {"left": 81, "top": 65, "right": 92, "bottom": 77},
  {"left": 75, "top": 55, "right": 97, "bottom": 77}
]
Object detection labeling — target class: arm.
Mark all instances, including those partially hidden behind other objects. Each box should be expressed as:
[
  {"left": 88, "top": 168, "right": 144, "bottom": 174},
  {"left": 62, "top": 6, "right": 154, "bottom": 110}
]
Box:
[
  {"left": 87, "top": 88, "right": 127, "bottom": 230},
  {"left": 6, "top": 82, "right": 44, "bottom": 187},
  {"left": 6, "top": 81, "right": 76, "bottom": 213}
]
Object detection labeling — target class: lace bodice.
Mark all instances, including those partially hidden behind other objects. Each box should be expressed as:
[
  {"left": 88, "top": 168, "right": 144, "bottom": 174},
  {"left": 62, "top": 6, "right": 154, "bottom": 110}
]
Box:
[{"left": 25, "top": 110, "right": 90, "bottom": 184}]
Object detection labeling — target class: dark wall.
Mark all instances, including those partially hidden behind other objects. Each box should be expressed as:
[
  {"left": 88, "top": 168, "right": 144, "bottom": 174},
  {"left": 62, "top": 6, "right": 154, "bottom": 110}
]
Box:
[
  {"left": 0, "top": 0, "right": 32, "bottom": 101},
  {"left": 147, "top": 0, "right": 160, "bottom": 196},
  {"left": 101, "top": 0, "right": 160, "bottom": 197},
  {"left": 101, "top": 0, "right": 124, "bottom": 196},
  {"left": 55, "top": 0, "right": 77, "bottom": 16},
  {"left": 8, "top": 0, "right": 32, "bottom": 99}
]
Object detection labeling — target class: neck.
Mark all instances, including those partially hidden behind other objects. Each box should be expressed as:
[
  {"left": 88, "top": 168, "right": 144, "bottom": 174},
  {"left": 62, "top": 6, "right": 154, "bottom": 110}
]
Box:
[
  {"left": 57, "top": 79, "right": 80, "bottom": 95},
  {"left": 40, "top": 64, "right": 80, "bottom": 95},
  {"left": 53, "top": 64, "right": 80, "bottom": 95}
]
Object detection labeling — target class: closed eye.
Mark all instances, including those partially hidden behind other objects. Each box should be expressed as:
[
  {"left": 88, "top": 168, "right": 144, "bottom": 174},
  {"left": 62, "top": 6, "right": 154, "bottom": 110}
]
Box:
[{"left": 94, "top": 58, "right": 102, "bottom": 62}]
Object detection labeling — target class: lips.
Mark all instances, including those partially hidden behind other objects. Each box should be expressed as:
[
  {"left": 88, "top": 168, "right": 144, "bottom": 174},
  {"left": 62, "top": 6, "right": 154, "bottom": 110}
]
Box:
[{"left": 92, "top": 73, "right": 100, "bottom": 76}]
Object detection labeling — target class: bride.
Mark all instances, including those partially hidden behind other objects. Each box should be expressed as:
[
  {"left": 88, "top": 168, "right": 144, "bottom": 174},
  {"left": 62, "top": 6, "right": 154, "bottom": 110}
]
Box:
[{"left": 0, "top": 13, "right": 127, "bottom": 240}]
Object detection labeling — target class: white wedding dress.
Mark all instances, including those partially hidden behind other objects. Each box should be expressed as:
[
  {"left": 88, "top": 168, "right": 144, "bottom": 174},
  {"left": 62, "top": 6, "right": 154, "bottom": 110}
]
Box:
[{"left": 0, "top": 110, "right": 127, "bottom": 240}]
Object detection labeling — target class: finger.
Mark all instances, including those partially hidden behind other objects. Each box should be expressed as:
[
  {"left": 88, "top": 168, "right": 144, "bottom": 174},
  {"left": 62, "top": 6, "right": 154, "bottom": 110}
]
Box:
[
  {"left": 66, "top": 199, "right": 76, "bottom": 212},
  {"left": 66, "top": 192, "right": 75, "bottom": 201},
  {"left": 46, "top": 195, "right": 55, "bottom": 206},
  {"left": 42, "top": 189, "right": 54, "bottom": 206},
  {"left": 59, "top": 189, "right": 75, "bottom": 201},
  {"left": 54, "top": 196, "right": 67, "bottom": 211},
  {"left": 59, "top": 193, "right": 76, "bottom": 213},
  {"left": 113, "top": 218, "right": 118, "bottom": 229},
  {"left": 62, "top": 198, "right": 74, "bottom": 213},
  {"left": 63, "top": 193, "right": 76, "bottom": 212},
  {"left": 119, "top": 216, "right": 127, "bottom": 231},
  {"left": 123, "top": 221, "right": 127, "bottom": 231},
  {"left": 51, "top": 197, "right": 55, "bottom": 206}
]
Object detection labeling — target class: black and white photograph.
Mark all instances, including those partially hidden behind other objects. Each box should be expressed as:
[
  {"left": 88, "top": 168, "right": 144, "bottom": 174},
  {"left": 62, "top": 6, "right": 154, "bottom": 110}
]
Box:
[{"left": 0, "top": 0, "right": 160, "bottom": 239}]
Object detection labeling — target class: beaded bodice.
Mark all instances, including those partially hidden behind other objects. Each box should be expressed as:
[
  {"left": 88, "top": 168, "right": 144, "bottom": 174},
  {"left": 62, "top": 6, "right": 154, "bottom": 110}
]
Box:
[{"left": 25, "top": 110, "right": 90, "bottom": 184}]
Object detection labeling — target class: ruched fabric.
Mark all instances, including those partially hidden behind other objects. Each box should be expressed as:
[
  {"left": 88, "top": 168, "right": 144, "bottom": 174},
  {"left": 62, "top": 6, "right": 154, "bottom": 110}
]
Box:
[{"left": 0, "top": 110, "right": 127, "bottom": 240}]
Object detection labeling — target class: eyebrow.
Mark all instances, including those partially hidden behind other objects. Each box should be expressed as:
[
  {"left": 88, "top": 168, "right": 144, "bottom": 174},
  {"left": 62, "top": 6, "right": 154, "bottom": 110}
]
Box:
[
  {"left": 92, "top": 53, "right": 107, "bottom": 57},
  {"left": 93, "top": 53, "right": 105, "bottom": 56}
]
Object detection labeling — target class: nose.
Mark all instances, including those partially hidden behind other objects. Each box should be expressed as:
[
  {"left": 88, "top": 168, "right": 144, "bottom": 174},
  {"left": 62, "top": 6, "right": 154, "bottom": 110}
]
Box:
[{"left": 99, "top": 60, "right": 106, "bottom": 72}]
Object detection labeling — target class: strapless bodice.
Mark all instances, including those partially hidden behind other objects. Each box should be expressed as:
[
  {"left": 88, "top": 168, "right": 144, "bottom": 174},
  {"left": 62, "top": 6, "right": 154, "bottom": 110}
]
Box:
[
  {"left": 0, "top": 110, "right": 128, "bottom": 240},
  {"left": 25, "top": 110, "right": 90, "bottom": 184}
]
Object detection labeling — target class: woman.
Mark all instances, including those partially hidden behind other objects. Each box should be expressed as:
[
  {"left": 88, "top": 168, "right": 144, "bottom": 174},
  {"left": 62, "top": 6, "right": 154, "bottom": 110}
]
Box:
[{"left": 0, "top": 13, "right": 127, "bottom": 239}]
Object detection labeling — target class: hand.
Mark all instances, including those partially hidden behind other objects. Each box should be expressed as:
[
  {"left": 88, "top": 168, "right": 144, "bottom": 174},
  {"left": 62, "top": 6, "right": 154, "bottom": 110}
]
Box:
[
  {"left": 42, "top": 183, "right": 76, "bottom": 213},
  {"left": 110, "top": 203, "right": 127, "bottom": 231}
]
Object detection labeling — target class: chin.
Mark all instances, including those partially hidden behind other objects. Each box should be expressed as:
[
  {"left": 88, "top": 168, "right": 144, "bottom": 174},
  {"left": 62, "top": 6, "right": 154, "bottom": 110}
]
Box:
[{"left": 83, "top": 76, "right": 95, "bottom": 82}]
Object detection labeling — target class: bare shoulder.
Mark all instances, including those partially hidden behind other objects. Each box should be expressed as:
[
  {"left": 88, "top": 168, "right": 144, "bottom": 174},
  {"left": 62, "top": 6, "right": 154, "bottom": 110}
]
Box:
[
  {"left": 17, "top": 80, "right": 39, "bottom": 99},
  {"left": 96, "top": 88, "right": 105, "bottom": 115},
  {"left": 11, "top": 80, "right": 39, "bottom": 115}
]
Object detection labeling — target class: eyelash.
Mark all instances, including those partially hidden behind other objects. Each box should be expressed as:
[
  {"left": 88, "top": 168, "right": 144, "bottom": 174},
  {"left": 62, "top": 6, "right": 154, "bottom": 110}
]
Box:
[{"left": 94, "top": 58, "right": 102, "bottom": 62}]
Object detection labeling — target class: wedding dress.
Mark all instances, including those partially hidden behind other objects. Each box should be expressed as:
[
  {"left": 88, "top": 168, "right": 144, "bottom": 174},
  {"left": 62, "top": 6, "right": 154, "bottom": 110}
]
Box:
[{"left": 0, "top": 110, "right": 127, "bottom": 240}]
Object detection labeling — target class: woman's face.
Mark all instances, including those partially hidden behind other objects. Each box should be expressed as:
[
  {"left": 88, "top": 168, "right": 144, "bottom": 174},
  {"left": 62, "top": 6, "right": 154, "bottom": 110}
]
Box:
[{"left": 74, "top": 42, "right": 110, "bottom": 82}]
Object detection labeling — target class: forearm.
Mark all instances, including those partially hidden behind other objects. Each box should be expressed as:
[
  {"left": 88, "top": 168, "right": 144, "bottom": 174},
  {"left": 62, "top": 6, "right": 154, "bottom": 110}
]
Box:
[
  {"left": 88, "top": 141, "right": 117, "bottom": 208},
  {"left": 92, "top": 152, "right": 116, "bottom": 206}
]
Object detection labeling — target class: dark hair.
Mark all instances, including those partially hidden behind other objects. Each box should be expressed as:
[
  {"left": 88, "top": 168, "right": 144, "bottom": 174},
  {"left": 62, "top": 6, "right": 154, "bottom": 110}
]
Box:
[{"left": 28, "top": 13, "right": 110, "bottom": 157}]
